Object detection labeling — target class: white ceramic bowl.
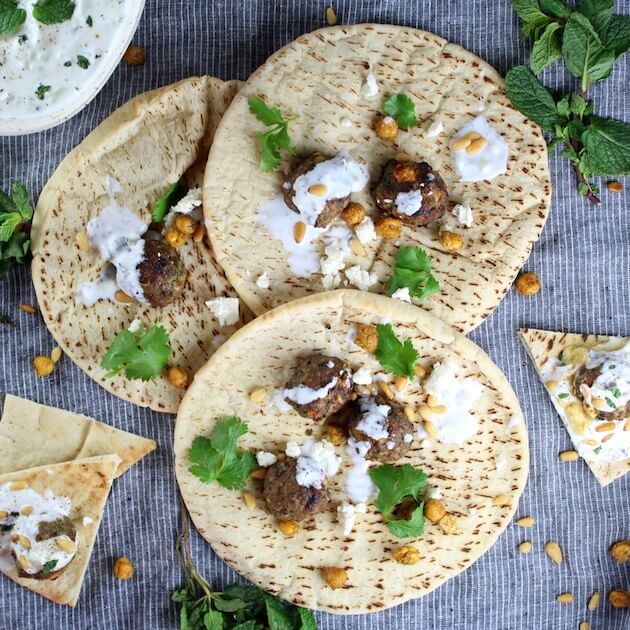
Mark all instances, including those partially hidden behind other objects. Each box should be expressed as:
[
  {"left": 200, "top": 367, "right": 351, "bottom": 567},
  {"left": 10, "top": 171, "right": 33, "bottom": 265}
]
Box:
[{"left": 0, "top": 0, "right": 146, "bottom": 136}]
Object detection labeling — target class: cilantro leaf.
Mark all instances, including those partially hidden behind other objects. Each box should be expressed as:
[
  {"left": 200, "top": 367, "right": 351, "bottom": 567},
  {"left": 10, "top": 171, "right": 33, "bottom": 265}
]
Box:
[
  {"left": 41, "top": 559, "right": 58, "bottom": 575},
  {"left": 375, "top": 324, "right": 419, "bottom": 378},
  {"left": 188, "top": 417, "right": 257, "bottom": 490},
  {"left": 32, "top": 0, "right": 75, "bottom": 25},
  {"left": 531, "top": 22, "right": 563, "bottom": 73},
  {"left": 151, "top": 181, "right": 187, "bottom": 223},
  {"left": 76, "top": 54, "right": 90, "bottom": 69},
  {"left": 0, "top": 0, "right": 26, "bottom": 36},
  {"left": 388, "top": 246, "right": 440, "bottom": 302},
  {"left": 582, "top": 116, "right": 630, "bottom": 176},
  {"left": 370, "top": 464, "right": 428, "bottom": 538},
  {"left": 383, "top": 94, "right": 418, "bottom": 130},
  {"left": 100, "top": 324, "right": 171, "bottom": 381},
  {"left": 248, "top": 97, "right": 296, "bottom": 172}
]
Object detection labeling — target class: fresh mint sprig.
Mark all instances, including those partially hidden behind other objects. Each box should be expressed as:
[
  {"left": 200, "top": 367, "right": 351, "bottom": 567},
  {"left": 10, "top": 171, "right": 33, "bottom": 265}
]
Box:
[
  {"left": 0, "top": 181, "right": 33, "bottom": 278},
  {"left": 507, "top": 0, "right": 630, "bottom": 204},
  {"left": 0, "top": 0, "right": 26, "bottom": 36}
]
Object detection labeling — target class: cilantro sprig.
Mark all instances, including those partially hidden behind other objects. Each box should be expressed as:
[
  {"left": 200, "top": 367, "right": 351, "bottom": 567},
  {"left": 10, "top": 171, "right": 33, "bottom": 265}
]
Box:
[
  {"left": 174, "top": 504, "right": 317, "bottom": 630},
  {"left": 507, "top": 0, "right": 630, "bottom": 204},
  {"left": 32, "top": 0, "right": 75, "bottom": 25},
  {"left": 248, "top": 97, "right": 297, "bottom": 172},
  {"left": 383, "top": 93, "right": 419, "bottom": 130},
  {"left": 151, "top": 181, "right": 187, "bottom": 223},
  {"left": 188, "top": 417, "right": 257, "bottom": 490},
  {"left": 0, "top": 181, "right": 33, "bottom": 278},
  {"left": 375, "top": 323, "right": 419, "bottom": 378},
  {"left": 388, "top": 246, "right": 440, "bottom": 302},
  {"left": 100, "top": 324, "right": 171, "bottom": 381},
  {"left": 370, "top": 464, "right": 428, "bottom": 538},
  {"left": 0, "top": 0, "right": 26, "bottom": 36}
]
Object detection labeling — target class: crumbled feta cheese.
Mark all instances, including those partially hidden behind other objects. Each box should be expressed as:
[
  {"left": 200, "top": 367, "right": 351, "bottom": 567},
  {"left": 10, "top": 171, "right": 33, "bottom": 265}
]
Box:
[
  {"left": 403, "top": 433, "right": 413, "bottom": 443},
  {"left": 386, "top": 441, "right": 395, "bottom": 450},
  {"left": 337, "top": 501, "right": 366, "bottom": 536},
  {"left": 205, "top": 297, "right": 240, "bottom": 326},
  {"left": 285, "top": 441, "right": 301, "bottom": 458},
  {"left": 354, "top": 217, "right": 377, "bottom": 245},
  {"left": 345, "top": 265, "right": 378, "bottom": 291},
  {"left": 322, "top": 273, "right": 341, "bottom": 290},
  {"left": 391, "top": 287, "right": 411, "bottom": 302},
  {"left": 361, "top": 73, "right": 379, "bottom": 98},
  {"left": 352, "top": 366, "right": 373, "bottom": 385},
  {"left": 426, "top": 486, "right": 442, "bottom": 499},
  {"left": 320, "top": 243, "right": 347, "bottom": 276},
  {"left": 256, "top": 451, "right": 277, "bottom": 467},
  {"left": 295, "top": 440, "right": 341, "bottom": 489},
  {"left": 165, "top": 188, "right": 203, "bottom": 227},
  {"left": 340, "top": 117, "right": 352, "bottom": 128},
  {"left": 426, "top": 120, "right": 444, "bottom": 138},
  {"left": 452, "top": 203, "right": 473, "bottom": 228},
  {"left": 127, "top": 318, "right": 143, "bottom": 333},
  {"left": 82, "top": 516, "right": 93, "bottom": 526},
  {"left": 256, "top": 273, "right": 270, "bottom": 289}
]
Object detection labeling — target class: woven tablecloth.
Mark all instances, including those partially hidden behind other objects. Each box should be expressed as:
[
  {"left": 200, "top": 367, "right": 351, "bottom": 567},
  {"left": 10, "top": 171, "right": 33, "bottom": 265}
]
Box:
[{"left": 2, "top": 1, "right": 629, "bottom": 628}]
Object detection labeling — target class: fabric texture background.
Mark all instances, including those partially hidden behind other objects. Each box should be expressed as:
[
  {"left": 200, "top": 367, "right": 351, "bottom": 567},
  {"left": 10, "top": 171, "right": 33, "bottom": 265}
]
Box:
[{"left": 1, "top": 1, "right": 628, "bottom": 628}]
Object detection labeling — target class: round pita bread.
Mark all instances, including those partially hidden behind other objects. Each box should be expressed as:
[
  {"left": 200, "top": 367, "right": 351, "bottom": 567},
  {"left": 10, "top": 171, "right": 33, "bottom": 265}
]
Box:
[
  {"left": 204, "top": 24, "right": 551, "bottom": 333},
  {"left": 32, "top": 76, "right": 253, "bottom": 413},
  {"left": 174, "top": 290, "right": 528, "bottom": 613}
]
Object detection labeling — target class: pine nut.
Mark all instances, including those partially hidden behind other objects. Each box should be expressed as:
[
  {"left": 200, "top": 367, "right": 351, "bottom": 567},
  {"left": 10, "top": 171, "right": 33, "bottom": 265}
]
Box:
[
  {"left": 192, "top": 223, "right": 206, "bottom": 243},
  {"left": 278, "top": 519, "right": 300, "bottom": 537},
  {"left": 624, "top": 420, "right": 630, "bottom": 432},
  {"left": 394, "top": 376, "right": 407, "bottom": 392},
  {"left": 50, "top": 347, "right": 62, "bottom": 363},
  {"left": 427, "top": 394, "right": 439, "bottom": 407},
  {"left": 10, "top": 481, "right": 28, "bottom": 491},
  {"left": 587, "top": 591, "right": 600, "bottom": 611},
  {"left": 423, "top": 420, "right": 439, "bottom": 440},
  {"left": 242, "top": 490, "right": 256, "bottom": 510},
  {"left": 378, "top": 381, "right": 394, "bottom": 400},
  {"left": 556, "top": 593, "right": 574, "bottom": 604},
  {"left": 350, "top": 237, "right": 366, "bottom": 257},
  {"left": 76, "top": 231, "right": 90, "bottom": 252},
  {"left": 592, "top": 397, "right": 606, "bottom": 410},
  {"left": 516, "top": 516, "right": 535, "bottom": 528},
  {"left": 414, "top": 364, "right": 426, "bottom": 378},
  {"left": 607, "top": 181, "right": 624, "bottom": 193},
  {"left": 580, "top": 622, "right": 590, "bottom": 630},
  {"left": 583, "top": 438, "right": 598, "bottom": 446},
  {"left": 518, "top": 541, "right": 532, "bottom": 553},
  {"left": 115, "top": 290, "right": 135, "bottom": 303},
  {"left": 16, "top": 535, "right": 31, "bottom": 549},
  {"left": 19, "top": 303, "right": 36, "bottom": 314},
  {"left": 452, "top": 136, "right": 472, "bottom": 151},
  {"left": 249, "top": 387, "right": 268, "bottom": 404},
  {"left": 326, "top": 6, "right": 337, "bottom": 25},
  {"left": 493, "top": 494, "right": 510, "bottom": 507},
  {"left": 545, "top": 541, "right": 563, "bottom": 564},
  {"left": 307, "top": 184, "right": 328, "bottom": 196},
  {"left": 595, "top": 421, "right": 615, "bottom": 432},
  {"left": 430, "top": 405, "right": 447, "bottom": 414},
  {"left": 466, "top": 137, "right": 488, "bottom": 155},
  {"left": 293, "top": 221, "right": 307, "bottom": 244},
  {"left": 250, "top": 468, "right": 267, "bottom": 480},
  {"left": 464, "top": 131, "right": 481, "bottom": 141},
  {"left": 419, "top": 405, "right": 434, "bottom": 421},
  {"left": 0, "top": 511, "right": 7, "bottom": 519},
  {"left": 17, "top": 555, "right": 29, "bottom": 570},
  {"left": 559, "top": 450, "right": 579, "bottom": 462},
  {"left": 403, "top": 406, "right": 416, "bottom": 422},
  {"left": 57, "top": 537, "right": 75, "bottom": 553},
  {"left": 602, "top": 433, "right": 614, "bottom": 443},
  {"left": 20, "top": 506, "right": 33, "bottom": 516},
  {"left": 545, "top": 380, "right": 558, "bottom": 390}
]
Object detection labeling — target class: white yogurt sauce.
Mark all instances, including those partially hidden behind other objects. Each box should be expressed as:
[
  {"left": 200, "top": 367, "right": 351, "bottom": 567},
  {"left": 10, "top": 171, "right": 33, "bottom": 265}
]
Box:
[
  {"left": 293, "top": 440, "right": 341, "bottom": 489},
  {"left": 283, "top": 377, "right": 338, "bottom": 405},
  {"left": 0, "top": 1, "right": 131, "bottom": 119},
  {"left": 395, "top": 190, "right": 423, "bottom": 216},
  {"left": 344, "top": 437, "right": 375, "bottom": 503},
  {"left": 205, "top": 297, "right": 240, "bottom": 326},
  {"left": 452, "top": 115, "right": 509, "bottom": 182},
  {"left": 290, "top": 152, "right": 370, "bottom": 226},
  {"left": 75, "top": 266, "right": 118, "bottom": 306},
  {"left": 424, "top": 359, "right": 484, "bottom": 444},
  {"left": 356, "top": 397, "right": 390, "bottom": 440}
]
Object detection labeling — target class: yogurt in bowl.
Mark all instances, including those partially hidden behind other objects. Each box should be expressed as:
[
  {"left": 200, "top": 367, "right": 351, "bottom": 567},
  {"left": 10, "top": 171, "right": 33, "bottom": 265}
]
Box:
[{"left": 0, "top": 0, "right": 145, "bottom": 136}]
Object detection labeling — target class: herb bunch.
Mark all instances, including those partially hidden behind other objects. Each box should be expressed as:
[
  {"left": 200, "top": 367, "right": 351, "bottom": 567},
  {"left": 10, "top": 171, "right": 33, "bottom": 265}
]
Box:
[
  {"left": 174, "top": 504, "right": 317, "bottom": 630},
  {"left": 0, "top": 181, "right": 33, "bottom": 277},
  {"left": 507, "top": 0, "right": 630, "bottom": 204}
]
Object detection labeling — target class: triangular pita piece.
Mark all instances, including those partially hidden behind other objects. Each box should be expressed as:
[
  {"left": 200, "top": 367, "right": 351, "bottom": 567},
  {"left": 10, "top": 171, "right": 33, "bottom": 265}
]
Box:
[
  {"left": 519, "top": 328, "right": 630, "bottom": 486},
  {"left": 0, "top": 455, "right": 120, "bottom": 606},
  {"left": 0, "top": 394, "right": 155, "bottom": 477}
]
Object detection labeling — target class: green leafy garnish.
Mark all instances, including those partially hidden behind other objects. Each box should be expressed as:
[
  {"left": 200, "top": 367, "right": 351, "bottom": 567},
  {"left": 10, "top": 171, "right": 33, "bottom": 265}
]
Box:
[
  {"left": 42, "top": 559, "right": 58, "bottom": 575},
  {"left": 557, "top": 392, "right": 570, "bottom": 399},
  {"left": 35, "top": 84, "right": 51, "bottom": 100},
  {"left": 0, "top": 181, "right": 33, "bottom": 278},
  {"left": 388, "top": 246, "right": 440, "bottom": 302},
  {"left": 0, "top": 0, "right": 26, "bottom": 36},
  {"left": 188, "top": 417, "right": 257, "bottom": 490},
  {"left": 86, "top": 14, "right": 92, "bottom": 26},
  {"left": 248, "top": 97, "right": 297, "bottom": 172},
  {"left": 100, "top": 324, "right": 170, "bottom": 381},
  {"left": 32, "top": 0, "right": 75, "bottom": 25},
  {"left": 605, "top": 396, "right": 617, "bottom": 409},
  {"left": 76, "top": 54, "right": 90, "bottom": 69},
  {"left": 611, "top": 387, "right": 621, "bottom": 398},
  {"left": 174, "top": 505, "right": 317, "bottom": 629},
  {"left": 370, "top": 464, "right": 428, "bottom": 538},
  {"left": 593, "top": 445, "right": 603, "bottom": 454},
  {"left": 151, "top": 181, "right": 187, "bottom": 223},
  {"left": 382, "top": 93, "right": 419, "bottom": 130},
  {"left": 375, "top": 323, "right": 419, "bottom": 379},
  {"left": 582, "top": 116, "right": 630, "bottom": 176},
  {"left": 609, "top": 363, "right": 616, "bottom": 369}
]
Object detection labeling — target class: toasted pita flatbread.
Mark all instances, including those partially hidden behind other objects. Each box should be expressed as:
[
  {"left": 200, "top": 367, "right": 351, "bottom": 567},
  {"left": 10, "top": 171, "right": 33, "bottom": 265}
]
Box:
[
  {"left": 0, "top": 394, "right": 155, "bottom": 477},
  {"left": 0, "top": 455, "right": 120, "bottom": 606},
  {"left": 175, "top": 290, "right": 528, "bottom": 613},
  {"left": 519, "top": 328, "right": 630, "bottom": 486}
]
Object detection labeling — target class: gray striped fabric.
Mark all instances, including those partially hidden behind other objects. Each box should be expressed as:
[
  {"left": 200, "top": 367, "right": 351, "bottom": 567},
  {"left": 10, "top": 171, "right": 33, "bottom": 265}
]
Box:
[{"left": 2, "top": 1, "right": 629, "bottom": 628}]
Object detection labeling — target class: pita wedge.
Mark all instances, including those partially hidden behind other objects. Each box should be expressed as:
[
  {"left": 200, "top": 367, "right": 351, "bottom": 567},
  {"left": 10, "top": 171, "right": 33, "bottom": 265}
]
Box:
[
  {"left": 520, "top": 328, "right": 630, "bottom": 486},
  {"left": 175, "top": 290, "right": 528, "bottom": 614},
  {"left": 204, "top": 24, "right": 551, "bottom": 334},
  {"left": 31, "top": 76, "right": 254, "bottom": 414},
  {"left": 0, "top": 394, "right": 155, "bottom": 477},
  {"left": 0, "top": 455, "right": 120, "bottom": 606}
]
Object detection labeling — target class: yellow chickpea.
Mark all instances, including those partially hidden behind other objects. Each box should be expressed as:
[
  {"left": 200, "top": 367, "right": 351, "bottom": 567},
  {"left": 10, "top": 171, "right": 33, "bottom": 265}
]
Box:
[
  {"left": 354, "top": 323, "right": 379, "bottom": 353},
  {"left": 341, "top": 202, "right": 366, "bottom": 227},
  {"left": 515, "top": 272, "right": 541, "bottom": 296},
  {"left": 33, "top": 356, "right": 54, "bottom": 377},
  {"left": 165, "top": 227, "right": 187, "bottom": 248},
  {"left": 167, "top": 366, "right": 189, "bottom": 389},
  {"left": 439, "top": 230, "right": 463, "bottom": 251},
  {"left": 375, "top": 216, "right": 402, "bottom": 239},
  {"left": 322, "top": 566, "right": 348, "bottom": 589},
  {"left": 393, "top": 545, "right": 421, "bottom": 565},
  {"left": 374, "top": 115, "right": 399, "bottom": 141},
  {"left": 113, "top": 557, "right": 134, "bottom": 580},
  {"left": 424, "top": 499, "right": 447, "bottom": 524}
]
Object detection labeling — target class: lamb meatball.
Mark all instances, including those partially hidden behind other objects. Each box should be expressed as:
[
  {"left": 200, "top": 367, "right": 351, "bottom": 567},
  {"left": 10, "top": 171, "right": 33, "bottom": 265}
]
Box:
[
  {"left": 348, "top": 396, "right": 414, "bottom": 462},
  {"left": 284, "top": 354, "right": 353, "bottom": 421},
  {"left": 574, "top": 363, "right": 630, "bottom": 422},
  {"left": 263, "top": 458, "right": 328, "bottom": 521},
  {"left": 283, "top": 153, "right": 350, "bottom": 227},
  {"left": 138, "top": 237, "right": 187, "bottom": 307},
  {"left": 373, "top": 160, "right": 448, "bottom": 226}
]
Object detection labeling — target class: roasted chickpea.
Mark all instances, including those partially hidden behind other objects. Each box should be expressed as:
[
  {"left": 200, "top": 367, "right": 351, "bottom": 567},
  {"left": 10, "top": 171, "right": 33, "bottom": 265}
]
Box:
[
  {"left": 355, "top": 323, "right": 379, "bottom": 353},
  {"left": 515, "top": 272, "right": 541, "bottom": 296},
  {"left": 374, "top": 115, "right": 399, "bottom": 141}
]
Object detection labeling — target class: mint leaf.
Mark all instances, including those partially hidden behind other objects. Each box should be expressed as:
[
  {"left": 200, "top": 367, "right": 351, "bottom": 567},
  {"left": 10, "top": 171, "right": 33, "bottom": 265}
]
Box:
[
  {"left": 577, "top": 0, "right": 614, "bottom": 34},
  {"left": 539, "top": 0, "right": 571, "bottom": 19},
  {"left": 35, "top": 84, "right": 51, "bottom": 100},
  {"left": 76, "top": 54, "right": 90, "bottom": 69},
  {"left": 375, "top": 323, "right": 419, "bottom": 379},
  {"left": 383, "top": 94, "right": 419, "bottom": 130},
  {"left": 600, "top": 15, "right": 630, "bottom": 58},
  {"left": 41, "top": 559, "right": 58, "bottom": 575},
  {"left": 11, "top": 181, "right": 33, "bottom": 220},
  {"left": 562, "top": 13, "right": 615, "bottom": 91},
  {"left": 0, "top": 0, "right": 26, "bottom": 36},
  {"left": 248, "top": 97, "right": 296, "bottom": 172},
  {"left": 531, "top": 21, "right": 563, "bottom": 73},
  {"left": 505, "top": 66, "right": 565, "bottom": 131},
  {"left": 512, "top": 0, "right": 553, "bottom": 38},
  {"left": 151, "top": 181, "right": 187, "bottom": 223},
  {"left": 0, "top": 213, "right": 23, "bottom": 241},
  {"left": 32, "top": 0, "right": 75, "bottom": 25},
  {"left": 203, "top": 610, "right": 224, "bottom": 630},
  {"left": 582, "top": 116, "right": 630, "bottom": 176},
  {"left": 264, "top": 594, "right": 296, "bottom": 630},
  {"left": 388, "top": 246, "right": 440, "bottom": 301}
]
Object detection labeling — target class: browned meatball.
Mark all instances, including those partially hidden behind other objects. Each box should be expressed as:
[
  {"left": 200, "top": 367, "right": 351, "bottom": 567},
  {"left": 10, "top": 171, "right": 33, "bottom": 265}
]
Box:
[
  {"left": 138, "top": 237, "right": 187, "bottom": 307},
  {"left": 263, "top": 458, "right": 328, "bottom": 521},
  {"left": 348, "top": 396, "right": 414, "bottom": 462},
  {"left": 284, "top": 354, "right": 353, "bottom": 421},
  {"left": 373, "top": 160, "right": 448, "bottom": 226},
  {"left": 283, "top": 153, "right": 349, "bottom": 227},
  {"left": 574, "top": 364, "right": 630, "bottom": 422}
]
